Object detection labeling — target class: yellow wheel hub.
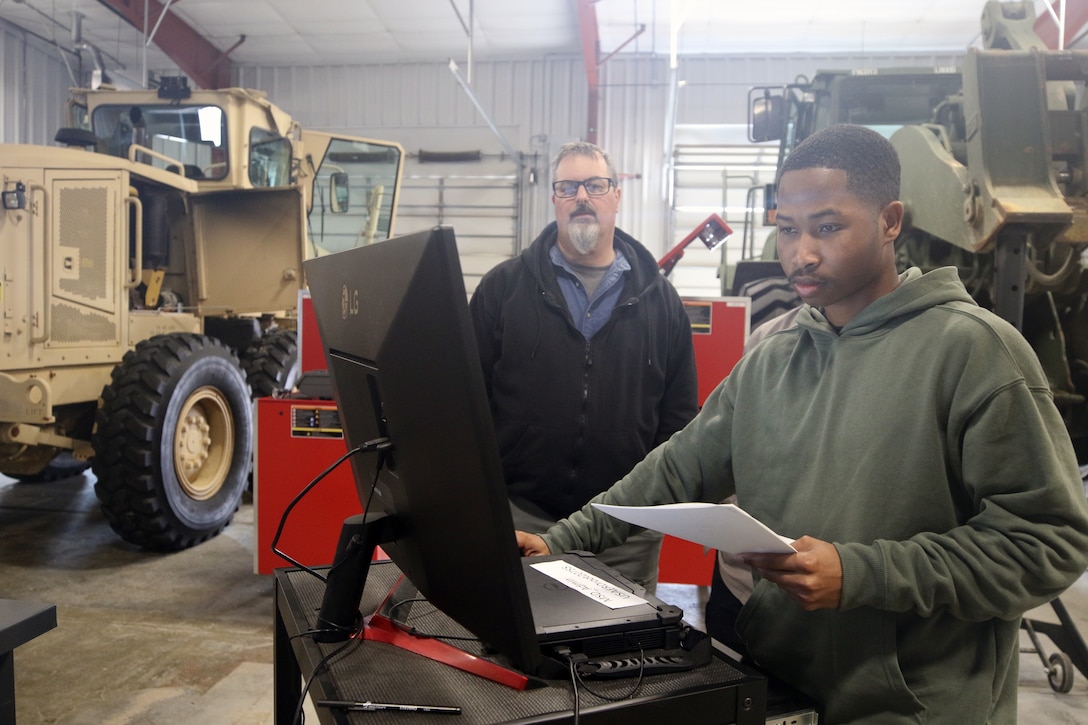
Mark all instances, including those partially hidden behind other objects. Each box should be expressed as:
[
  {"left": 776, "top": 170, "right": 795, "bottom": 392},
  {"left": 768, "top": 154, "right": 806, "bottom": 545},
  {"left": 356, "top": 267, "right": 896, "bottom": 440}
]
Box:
[{"left": 173, "top": 386, "right": 234, "bottom": 501}]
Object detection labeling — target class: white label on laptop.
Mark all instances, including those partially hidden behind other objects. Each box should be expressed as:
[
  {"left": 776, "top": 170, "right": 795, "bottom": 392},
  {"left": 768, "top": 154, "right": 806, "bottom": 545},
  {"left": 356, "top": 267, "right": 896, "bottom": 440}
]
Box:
[{"left": 529, "top": 560, "right": 649, "bottom": 609}]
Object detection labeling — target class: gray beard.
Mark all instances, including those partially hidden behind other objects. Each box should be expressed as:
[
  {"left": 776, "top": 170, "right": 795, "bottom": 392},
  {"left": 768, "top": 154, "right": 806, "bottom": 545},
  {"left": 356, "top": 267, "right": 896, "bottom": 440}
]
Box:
[{"left": 568, "top": 220, "right": 600, "bottom": 255}]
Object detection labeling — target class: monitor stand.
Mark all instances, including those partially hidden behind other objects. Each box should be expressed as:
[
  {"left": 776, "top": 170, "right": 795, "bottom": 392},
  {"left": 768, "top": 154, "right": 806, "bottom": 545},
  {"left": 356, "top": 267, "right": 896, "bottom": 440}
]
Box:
[
  {"left": 366, "top": 577, "right": 534, "bottom": 689},
  {"left": 315, "top": 512, "right": 536, "bottom": 690}
]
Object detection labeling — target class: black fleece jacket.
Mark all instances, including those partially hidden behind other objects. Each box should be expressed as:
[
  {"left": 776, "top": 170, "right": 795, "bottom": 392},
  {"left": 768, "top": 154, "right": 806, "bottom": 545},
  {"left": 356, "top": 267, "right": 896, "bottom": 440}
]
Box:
[{"left": 469, "top": 221, "right": 698, "bottom": 519}]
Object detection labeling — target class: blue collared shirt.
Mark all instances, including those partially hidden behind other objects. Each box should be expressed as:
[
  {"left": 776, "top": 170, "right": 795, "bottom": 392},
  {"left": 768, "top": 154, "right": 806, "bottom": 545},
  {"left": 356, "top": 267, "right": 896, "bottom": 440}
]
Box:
[{"left": 550, "top": 243, "right": 631, "bottom": 340}]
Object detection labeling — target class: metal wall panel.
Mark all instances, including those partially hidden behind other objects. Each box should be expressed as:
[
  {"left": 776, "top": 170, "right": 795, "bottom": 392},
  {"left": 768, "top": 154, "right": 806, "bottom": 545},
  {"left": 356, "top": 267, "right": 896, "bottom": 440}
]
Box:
[
  {"left": 668, "top": 127, "right": 781, "bottom": 298},
  {"left": 673, "top": 52, "right": 964, "bottom": 126},
  {"left": 2, "top": 31, "right": 967, "bottom": 295},
  {"left": 236, "top": 60, "right": 588, "bottom": 151},
  {"left": 236, "top": 51, "right": 965, "bottom": 292},
  {"left": 1, "top": 20, "right": 73, "bottom": 145},
  {"left": 597, "top": 57, "right": 671, "bottom": 258},
  {"left": 235, "top": 59, "right": 589, "bottom": 289},
  {"left": 592, "top": 52, "right": 964, "bottom": 293}
]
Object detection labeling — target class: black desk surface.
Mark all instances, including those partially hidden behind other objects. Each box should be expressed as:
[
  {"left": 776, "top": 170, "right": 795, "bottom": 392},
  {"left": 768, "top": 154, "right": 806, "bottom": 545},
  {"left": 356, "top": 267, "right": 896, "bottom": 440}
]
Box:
[
  {"left": 275, "top": 562, "right": 768, "bottom": 725},
  {"left": 0, "top": 600, "right": 56, "bottom": 654}
]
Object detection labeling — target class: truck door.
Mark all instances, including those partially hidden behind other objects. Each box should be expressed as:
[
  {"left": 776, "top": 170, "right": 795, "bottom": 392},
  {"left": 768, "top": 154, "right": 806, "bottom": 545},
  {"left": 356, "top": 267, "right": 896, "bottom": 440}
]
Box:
[
  {"left": 40, "top": 170, "right": 126, "bottom": 361},
  {"left": 301, "top": 131, "right": 405, "bottom": 255}
]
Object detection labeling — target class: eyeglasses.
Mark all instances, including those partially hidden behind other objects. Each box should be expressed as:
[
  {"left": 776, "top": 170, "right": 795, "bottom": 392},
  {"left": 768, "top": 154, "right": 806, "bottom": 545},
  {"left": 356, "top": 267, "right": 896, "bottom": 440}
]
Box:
[{"left": 552, "top": 177, "right": 616, "bottom": 198}]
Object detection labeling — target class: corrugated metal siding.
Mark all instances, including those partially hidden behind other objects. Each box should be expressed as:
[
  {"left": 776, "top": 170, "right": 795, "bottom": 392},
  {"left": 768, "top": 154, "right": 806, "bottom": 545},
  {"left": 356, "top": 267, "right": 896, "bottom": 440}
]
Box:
[
  {"left": 231, "top": 51, "right": 964, "bottom": 292},
  {"left": 235, "top": 59, "right": 588, "bottom": 291},
  {"left": 0, "top": 20, "right": 73, "bottom": 145},
  {"left": 596, "top": 52, "right": 965, "bottom": 296},
  {"left": 234, "top": 60, "right": 586, "bottom": 164},
  {"left": 0, "top": 37, "right": 971, "bottom": 295},
  {"left": 597, "top": 57, "right": 671, "bottom": 260},
  {"left": 595, "top": 52, "right": 961, "bottom": 258},
  {"left": 3, "top": 43, "right": 969, "bottom": 285},
  {"left": 674, "top": 52, "right": 964, "bottom": 126},
  {"left": 668, "top": 126, "right": 780, "bottom": 298}
]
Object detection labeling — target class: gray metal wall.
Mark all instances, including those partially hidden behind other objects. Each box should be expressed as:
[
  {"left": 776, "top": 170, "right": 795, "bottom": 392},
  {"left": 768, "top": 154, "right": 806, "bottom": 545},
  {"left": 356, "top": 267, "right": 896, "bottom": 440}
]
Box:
[
  {"left": 674, "top": 52, "right": 964, "bottom": 124},
  {"left": 598, "top": 57, "right": 671, "bottom": 261},
  {"left": 236, "top": 52, "right": 960, "bottom": 282},
  {"left": 600, "top": 52, "right": 964, "bottom": 295},
  {"left": 236, "top": 59, "right": 590, "bottom": 292},
  {"left": 2, "top": 39, "right": 963, "bottom": 293},
  {"left": 0, "top": 19, "right": 74, "bottom": 145}
]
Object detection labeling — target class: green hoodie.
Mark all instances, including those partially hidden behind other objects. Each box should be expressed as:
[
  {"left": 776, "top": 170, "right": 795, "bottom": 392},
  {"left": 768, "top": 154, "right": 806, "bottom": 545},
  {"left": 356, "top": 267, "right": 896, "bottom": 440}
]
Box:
[{"left": 543, "top": 267, "right": 1088, "bottom": 723}]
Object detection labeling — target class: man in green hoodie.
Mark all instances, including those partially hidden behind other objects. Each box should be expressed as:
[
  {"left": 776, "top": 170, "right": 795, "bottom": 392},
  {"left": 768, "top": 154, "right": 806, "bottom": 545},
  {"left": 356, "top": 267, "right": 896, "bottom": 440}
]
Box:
[{"left": 517, "top": 124, "right": 1088, "bottom": 723}]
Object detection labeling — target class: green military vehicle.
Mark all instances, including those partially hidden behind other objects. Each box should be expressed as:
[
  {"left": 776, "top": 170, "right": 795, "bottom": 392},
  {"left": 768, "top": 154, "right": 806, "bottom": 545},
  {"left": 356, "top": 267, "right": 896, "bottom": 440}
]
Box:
[
  {"left": 0, "top": 76, "right": 404, "bottom": 549},
  {"left": 742, "top": 0, "right": 1088, "bottom": 458}
]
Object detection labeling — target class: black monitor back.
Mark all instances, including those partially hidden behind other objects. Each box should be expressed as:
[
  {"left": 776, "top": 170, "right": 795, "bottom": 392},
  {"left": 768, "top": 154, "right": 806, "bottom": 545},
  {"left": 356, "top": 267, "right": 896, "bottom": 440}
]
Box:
[{"left": 303, "top": 226, "right": 542, "bottom": 675}]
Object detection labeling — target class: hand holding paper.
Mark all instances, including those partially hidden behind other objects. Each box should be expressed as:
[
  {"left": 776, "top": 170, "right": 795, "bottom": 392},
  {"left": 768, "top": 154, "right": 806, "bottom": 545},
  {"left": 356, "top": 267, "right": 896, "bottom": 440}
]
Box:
[
  {"left": 741, "top": 536, "right": 843, "bottom": 610},
  {"left": 592, "top": 502, "right": 794, "bottom": 555}
]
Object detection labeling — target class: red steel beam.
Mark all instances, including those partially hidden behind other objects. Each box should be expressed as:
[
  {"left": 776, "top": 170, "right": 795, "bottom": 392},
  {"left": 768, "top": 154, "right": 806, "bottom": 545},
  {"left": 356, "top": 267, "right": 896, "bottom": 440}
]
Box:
[
  {"left": 576, "top": 0, "right": 601, "bottom": 144},
  {"left": 96, "top": 0, "right": 232, "bottom": 88},
  {"left": 1034, "top": 0, "right": 1088, "bottom": 48}
]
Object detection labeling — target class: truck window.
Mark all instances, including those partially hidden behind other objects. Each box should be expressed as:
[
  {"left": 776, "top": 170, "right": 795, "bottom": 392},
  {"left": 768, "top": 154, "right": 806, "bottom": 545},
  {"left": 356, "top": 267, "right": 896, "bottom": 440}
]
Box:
[
  {"left": 67, "top": 100, "right": 90, "bottom": 131},
  {"left": 833, "top": 75, "right": 963, "bottom": 133},
  {"left": 311, "top": 138, "right": 403, "bottom": 252},
  {"left": 91, "top": 104, "right": 227, "bottom": 180},
  {"left": 249, "top": 128, "right": 292, "bottom": 188}
]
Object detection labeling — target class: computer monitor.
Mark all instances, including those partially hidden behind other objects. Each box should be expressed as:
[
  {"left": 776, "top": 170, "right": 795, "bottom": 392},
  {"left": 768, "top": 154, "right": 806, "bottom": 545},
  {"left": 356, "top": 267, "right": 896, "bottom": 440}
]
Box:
[{"left": 302, "top": 226, "right": 543, "bottom": 675}]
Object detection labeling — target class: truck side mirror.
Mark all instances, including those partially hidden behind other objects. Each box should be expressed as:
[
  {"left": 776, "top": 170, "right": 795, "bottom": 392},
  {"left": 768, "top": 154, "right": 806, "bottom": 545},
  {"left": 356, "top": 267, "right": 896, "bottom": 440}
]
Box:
[
  {"left": 330, "top": 172, "right": 349, "bottom": 213},
  {"left": 751, "top": 95, "right": 785, "bottom": 143}
]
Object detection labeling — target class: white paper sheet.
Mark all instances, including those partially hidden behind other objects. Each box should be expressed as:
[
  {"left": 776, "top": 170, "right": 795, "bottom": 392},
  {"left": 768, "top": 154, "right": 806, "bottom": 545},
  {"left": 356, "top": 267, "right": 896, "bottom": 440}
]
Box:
[
  {"left": 529, "top": 559, "right": 649, "bottom": 609},
  {"left": 592, "top": 502, "right": 795, "bottom": 555}
]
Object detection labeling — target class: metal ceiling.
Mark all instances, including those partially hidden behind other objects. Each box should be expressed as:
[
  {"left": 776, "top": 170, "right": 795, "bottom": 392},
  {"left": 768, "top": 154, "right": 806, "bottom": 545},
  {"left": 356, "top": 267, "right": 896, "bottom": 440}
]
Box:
[{"left": 0, "top": 0, "right": 1082, "bottom": 90}]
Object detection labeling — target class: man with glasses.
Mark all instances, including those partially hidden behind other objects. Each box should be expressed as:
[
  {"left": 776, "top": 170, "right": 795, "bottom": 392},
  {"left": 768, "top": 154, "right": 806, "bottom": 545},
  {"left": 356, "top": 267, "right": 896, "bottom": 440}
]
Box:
[{"left": 469, "top": 141, "right": 697, "bottom": 591}]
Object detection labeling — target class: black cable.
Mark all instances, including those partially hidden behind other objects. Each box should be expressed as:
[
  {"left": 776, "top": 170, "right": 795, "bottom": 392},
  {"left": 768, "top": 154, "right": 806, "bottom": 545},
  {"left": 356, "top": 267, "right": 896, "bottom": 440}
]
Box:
[
  {"left": 291, "top": 629, "right": 347, "bottom": 643},
  {"left": 270, "top": 445, "right": 363, "bottom": 582},
  {"left": 385, "top": 595, "right": 431, "bottom": 618},
  {"left": 291, "top": 630, "right": 362, "bottom": 725},
  {"left": 270, "top": 436, "right": 391, "bottom": 583},
  {"left": 286, "top": 448, "right": 387, "bottom": 722},
  {"left": 573, "top": 644, "right": 647, "bottom": 702},
  {"left": 385, "top": 597, "right": 483, "bottom": 643},
  {"left": 358, "top": 445, "right": 384, "bottom": 534},
  {"left": 568, "top": 655, "right": 582, "bottom": 725}
]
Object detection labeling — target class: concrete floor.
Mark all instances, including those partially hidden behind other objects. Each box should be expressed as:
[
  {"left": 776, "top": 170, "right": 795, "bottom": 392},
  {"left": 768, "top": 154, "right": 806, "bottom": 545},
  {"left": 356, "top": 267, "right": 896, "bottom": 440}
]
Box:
[{"left": 2, "top": 471, "right": 1088, "bottom": 724}]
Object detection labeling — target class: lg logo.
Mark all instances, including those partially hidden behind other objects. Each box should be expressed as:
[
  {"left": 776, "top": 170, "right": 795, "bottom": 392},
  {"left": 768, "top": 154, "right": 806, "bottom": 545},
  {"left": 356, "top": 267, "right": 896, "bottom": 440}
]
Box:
[{"left": 341, "top": 284, "right": 360, "bottom": 319}]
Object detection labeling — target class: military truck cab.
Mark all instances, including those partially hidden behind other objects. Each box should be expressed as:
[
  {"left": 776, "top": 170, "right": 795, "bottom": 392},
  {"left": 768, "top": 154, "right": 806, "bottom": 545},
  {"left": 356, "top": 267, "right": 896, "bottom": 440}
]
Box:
[{"left": 0, "top": 77, "right": 404, "bottom": 549}]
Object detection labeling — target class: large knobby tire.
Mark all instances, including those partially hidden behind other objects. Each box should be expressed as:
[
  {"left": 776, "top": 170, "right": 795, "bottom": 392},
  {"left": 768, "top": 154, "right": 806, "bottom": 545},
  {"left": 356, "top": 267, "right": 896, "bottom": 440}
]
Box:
[
  {"left": 92, "top": 334, "right": 254, "bottom": 551},
  {"left": 240, "top": 329, "right": 300, "bottom": 398}
]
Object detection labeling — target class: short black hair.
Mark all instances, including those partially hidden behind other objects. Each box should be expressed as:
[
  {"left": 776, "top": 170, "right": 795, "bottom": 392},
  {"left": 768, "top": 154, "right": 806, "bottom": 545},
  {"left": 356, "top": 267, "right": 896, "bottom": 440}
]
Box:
[{"left": 778, "top": 124, "right": 900, "bottom": 210}]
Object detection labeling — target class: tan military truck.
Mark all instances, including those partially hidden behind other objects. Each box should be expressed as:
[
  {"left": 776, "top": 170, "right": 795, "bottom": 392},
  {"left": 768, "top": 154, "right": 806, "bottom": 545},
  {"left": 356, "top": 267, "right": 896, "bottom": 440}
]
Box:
[{"left": 0, "top": 76, "right": 404, "bottom": 549}]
